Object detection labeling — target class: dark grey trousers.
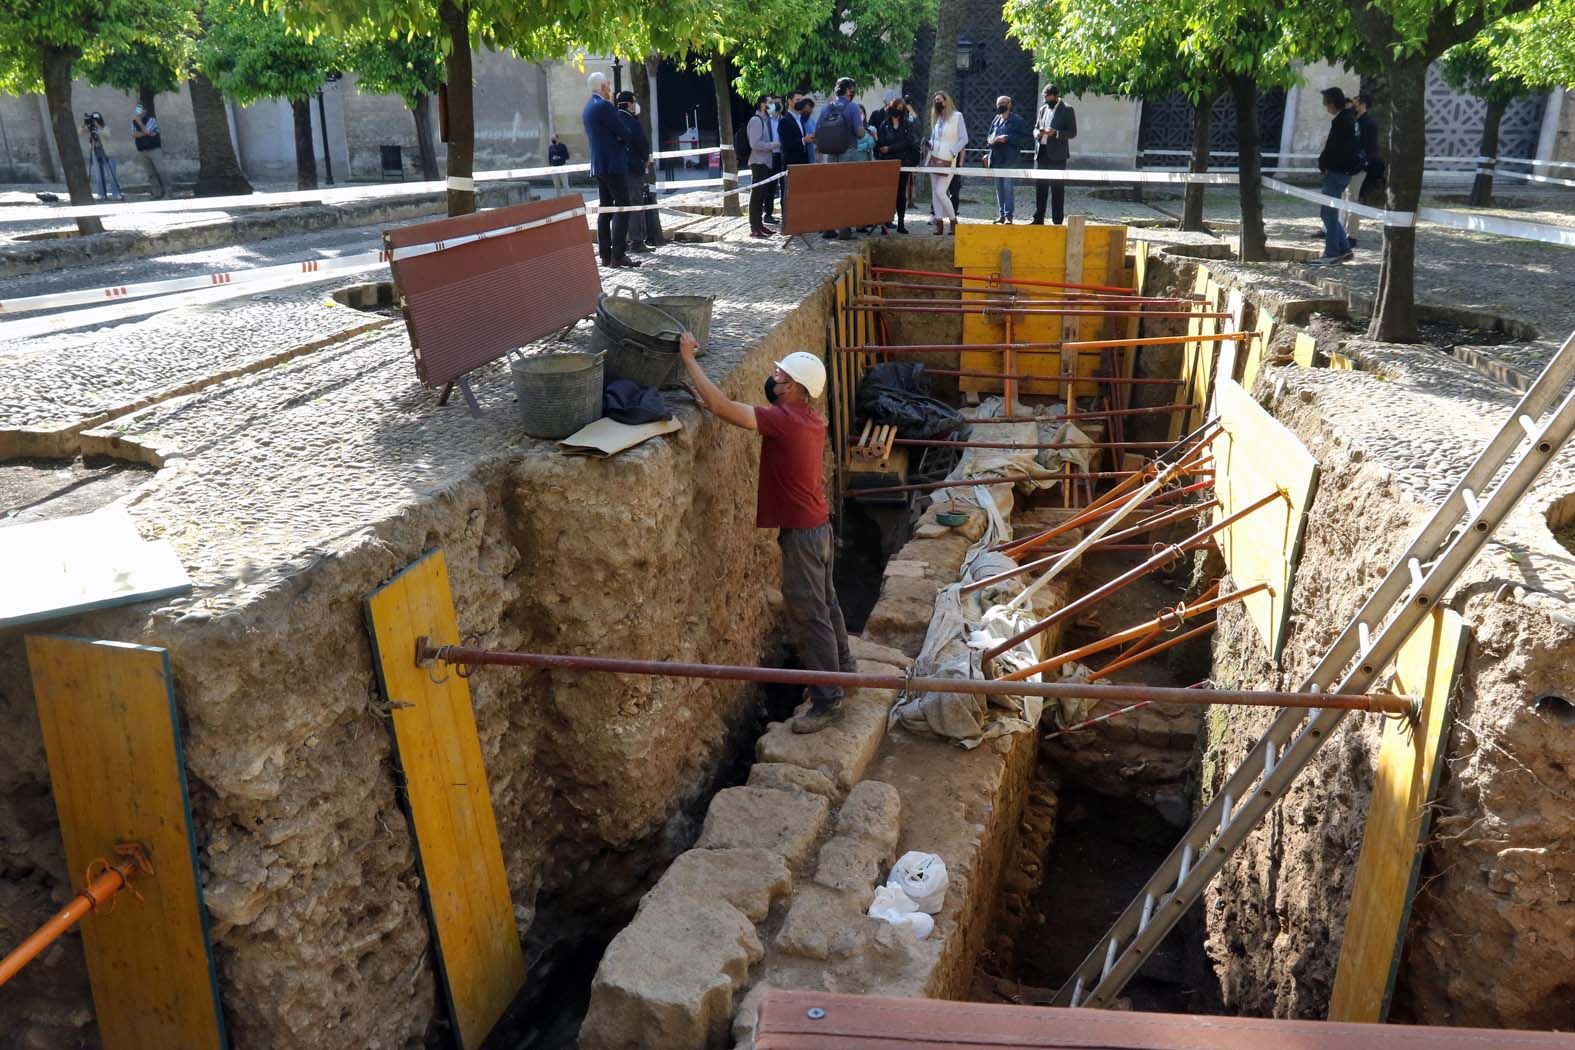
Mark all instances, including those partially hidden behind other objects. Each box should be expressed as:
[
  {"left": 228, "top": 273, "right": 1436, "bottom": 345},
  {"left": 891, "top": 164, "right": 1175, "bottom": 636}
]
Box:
[{"left": 779, "top": 523, "right": 855, "bottom": 704}]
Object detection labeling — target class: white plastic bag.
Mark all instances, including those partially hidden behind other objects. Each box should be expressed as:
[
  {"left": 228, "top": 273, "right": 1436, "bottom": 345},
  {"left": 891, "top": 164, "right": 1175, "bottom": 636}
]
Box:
[
  {"left": 889, "top": 851, "right": 949, "bottom": 914},
  {"left": 866, "top": 884, "right": 936, "bottom": 939}
]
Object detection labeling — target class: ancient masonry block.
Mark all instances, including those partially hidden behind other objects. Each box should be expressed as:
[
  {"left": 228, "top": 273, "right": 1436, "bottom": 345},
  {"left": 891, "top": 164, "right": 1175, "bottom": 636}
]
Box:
[
  {"left": 640, "top": 847, "right": 793, "bottom": 924},
  {"left": 578, "top": 896, "right": 763, "bottom": 1050},
  {"left": 754, "top": 689, "right": 891, "bottom": 791},
  {"left": 695, "top": 786, "right": 831, "bottom": 868},
  {"left": 746, "top": 762, "right": 840, "bottom": 800}
]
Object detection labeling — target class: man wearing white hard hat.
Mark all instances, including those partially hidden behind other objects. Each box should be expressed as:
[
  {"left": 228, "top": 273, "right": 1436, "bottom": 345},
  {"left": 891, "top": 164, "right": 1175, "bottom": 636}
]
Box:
[{"left": 678, "top": 334, "right": 854, "bottom": 733}]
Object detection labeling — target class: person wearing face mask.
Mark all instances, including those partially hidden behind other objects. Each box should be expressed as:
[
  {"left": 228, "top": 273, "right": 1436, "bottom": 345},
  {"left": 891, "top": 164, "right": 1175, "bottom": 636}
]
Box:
[
  {"left": 876, "top": 96, "right": 921, "bottom": 233},
  {"left": 986, "top": 95, "right": 1031, "bottom": 223},
  {"left": 677, "top": 334, "right": 853, "bottom": 735},
  {"left": 747, "top": 94, "right": 783, "bottom": 238},
  {"left": 615, "top": 90, "right": 654, "bottom": 253},
  {"left": 926, "top": 91, "right": 966, "bottom": 235},
  {"left": 778, "top": 95, "right": 814, "bottom": 216},
  {"left": 1032, "top": 85, "right": 1077, "bottom": 225}
]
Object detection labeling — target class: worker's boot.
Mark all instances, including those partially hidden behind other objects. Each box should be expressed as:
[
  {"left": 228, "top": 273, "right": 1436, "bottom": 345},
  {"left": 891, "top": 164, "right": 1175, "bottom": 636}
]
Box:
[{"left": 791, "top": 696, "right": 844, "bottom": 734}]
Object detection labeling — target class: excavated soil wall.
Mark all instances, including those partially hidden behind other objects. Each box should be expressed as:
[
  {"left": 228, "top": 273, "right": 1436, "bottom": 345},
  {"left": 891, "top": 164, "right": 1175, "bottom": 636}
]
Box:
[
  {"left": 1140, "top": 250, "right": 1575, "bottom": 1029},
  {"left": 0, "top": 269, "right": 842, "bottom": 1048}
]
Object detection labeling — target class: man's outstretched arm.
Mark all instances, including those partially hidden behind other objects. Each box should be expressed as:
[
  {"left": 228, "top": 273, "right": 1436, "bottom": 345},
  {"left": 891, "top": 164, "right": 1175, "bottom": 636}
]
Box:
[{"left": 679, "top": 332, "right": 757, "bottom": 430}]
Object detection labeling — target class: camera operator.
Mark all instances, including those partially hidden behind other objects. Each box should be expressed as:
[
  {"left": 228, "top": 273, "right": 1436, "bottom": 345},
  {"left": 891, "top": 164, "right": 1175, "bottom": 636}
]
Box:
[
  {"left": 81, "top": 112, "right": 123, "bottom": 202},
  {"left": 130, "top": 103, "right": 167, "bottom": 199}
]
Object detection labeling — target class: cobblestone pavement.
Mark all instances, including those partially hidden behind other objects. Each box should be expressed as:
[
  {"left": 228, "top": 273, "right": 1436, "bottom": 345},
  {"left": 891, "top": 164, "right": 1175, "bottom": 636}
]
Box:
[{"left": 11, "top": 231, "right": 859, "bottom": 606}]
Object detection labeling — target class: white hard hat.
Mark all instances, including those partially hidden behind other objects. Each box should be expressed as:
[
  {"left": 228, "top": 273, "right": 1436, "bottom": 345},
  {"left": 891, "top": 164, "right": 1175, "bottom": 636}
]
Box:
[{"left": 775, "top": 351, "right": 826, "bottom": 399}]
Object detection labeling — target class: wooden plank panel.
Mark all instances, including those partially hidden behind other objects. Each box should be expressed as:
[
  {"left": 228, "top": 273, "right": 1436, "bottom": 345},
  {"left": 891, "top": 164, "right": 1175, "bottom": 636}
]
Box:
[
  {"left": 953, "top": 222, "right": 1068, "bottom": 268},
  {"left": 1328, "top": 608, "right": 1468, "bottom": 1023},
  {"left": 1218, "top": 288, "right": 1246, "bottom": 384},
  {"left": 25, "top": 636, "right": 226, "bottom": 1050},
  {"left": 1060, "top": 216, "right": 1086, "bottom": 410},
  {"left": 1211, "top": 379, "right": 1319, "bottom": 659},
  {"left": 754, "top": 989, "right": 1575, "bottom": 1049},
  {"left": 364, "top": 551, "right": 525, "bottom": 1050},
  {"left": 1168, "top": 266, "right": 1212, "bottom": 441}
]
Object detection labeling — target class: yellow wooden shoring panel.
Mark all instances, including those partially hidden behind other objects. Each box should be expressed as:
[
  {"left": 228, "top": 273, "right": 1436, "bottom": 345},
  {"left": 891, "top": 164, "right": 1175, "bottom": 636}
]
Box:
[
  {"left": 1331, "top": 350, "right": 1356, "bottom": 370},
  {"left": 1211, "top": 378, "right": 1319, "bottom": 659},
  {"left": 1168, "top": 266, "right": 1212, "bottom": 441},
  {"left": 1293, "top": 331, "right": 1319, "bottom": 368},
  {"left": 1061, "top": 216, "right": 1086, "bottom": 409},
  {"left": 1240, "top": 306, "right": 1276, "bottom": 392},
  {"left": 1328, "top": 607, "right": 1469, "bottom": 1023},
  {"left": 364, "top": 551, "right": 526, "bottom": 1050},
  {"left": 1218, "top": 287, "right": 1246, "bottom": 385},
  {"left": 25, "top": 636, "right": 226, "bottom": 1050},
  {"left": 1189, "top": 280, "right": 1223, "bottom": 434}
]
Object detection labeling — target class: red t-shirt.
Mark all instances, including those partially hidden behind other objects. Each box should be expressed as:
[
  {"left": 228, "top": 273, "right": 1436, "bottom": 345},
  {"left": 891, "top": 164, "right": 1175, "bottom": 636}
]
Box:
[{"left": 755, "top": 403, "right": 829, "bottom": 529}]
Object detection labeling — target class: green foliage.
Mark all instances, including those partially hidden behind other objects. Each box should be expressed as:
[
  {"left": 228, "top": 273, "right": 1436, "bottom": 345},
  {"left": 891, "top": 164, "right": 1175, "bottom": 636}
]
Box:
[
  {"left": 1004, "top": 0, "right": 1305, "bottom": 107},
  {"left": 1481, "top": 0, "right": 1575, "bottom": 88},
  {"left": 80, "top": 37, "right": 188, "bottom": 95},
  {"left": 345, "top": 28, "right": 443, "bottom": 104},
  {"left": 1440, "top": 22, "right": 1545, "bottom": 104},
  {"left": 0, "top": 0, "right": 194, "bottom": 93},
  {"left": 732, "top": 0, "right": 931, "bottom": 97},
  {"left": 200, "top": 0, "right": 342, "bottom": 104}
]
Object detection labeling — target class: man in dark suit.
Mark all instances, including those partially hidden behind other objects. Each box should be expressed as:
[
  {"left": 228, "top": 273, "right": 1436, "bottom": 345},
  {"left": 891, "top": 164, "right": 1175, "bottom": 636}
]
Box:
[
  {"left": 582, "top": 71, "right": 638, "bottom": 268},
  {"left": 615, "top": 90, "right": 654, "bottom": 253},
  {"left": 778, "top": 95, "right": 813, "bottom": 217},
  {"left": 1031, "top": 85, "right": 1077, "bottom": 225}
]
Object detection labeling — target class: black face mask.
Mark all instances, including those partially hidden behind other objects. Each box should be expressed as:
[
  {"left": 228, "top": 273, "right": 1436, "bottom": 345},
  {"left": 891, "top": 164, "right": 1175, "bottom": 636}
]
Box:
[
  {"left": 934, "top": 102, "right": 945, "bottom": 114},
  {"left": 763, "top": 376, "right": 780, "bottom": 404},
  {"left": 996, "top": 104, "right": 1010, "bottom": 114}
]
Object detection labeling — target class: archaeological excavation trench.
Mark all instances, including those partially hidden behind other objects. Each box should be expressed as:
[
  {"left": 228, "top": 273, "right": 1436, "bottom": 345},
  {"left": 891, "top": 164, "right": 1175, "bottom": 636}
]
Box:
[{"left": 4, "top": 221, "right": 1575, "bottom": 1050}]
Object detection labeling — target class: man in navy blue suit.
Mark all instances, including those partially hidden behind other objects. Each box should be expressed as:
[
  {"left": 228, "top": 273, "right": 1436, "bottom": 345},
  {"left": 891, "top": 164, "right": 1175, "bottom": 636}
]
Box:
[{"left": 582, "top": 71, "right": 639, "bottom": 268}]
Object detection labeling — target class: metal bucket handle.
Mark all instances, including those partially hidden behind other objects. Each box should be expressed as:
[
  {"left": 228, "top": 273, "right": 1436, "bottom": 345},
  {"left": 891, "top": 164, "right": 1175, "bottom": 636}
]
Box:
[{"left": 608, "top": 285, "right": 642, "bottom": 302}]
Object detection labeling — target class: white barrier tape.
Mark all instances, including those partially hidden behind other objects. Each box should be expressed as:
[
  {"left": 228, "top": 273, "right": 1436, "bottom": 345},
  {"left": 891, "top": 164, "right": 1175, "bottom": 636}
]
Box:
[
  {"left": 1, "top": 205, "right": 590, "bottom": 322},
  {"left": 0, "top": 149, "right": 725, "bottom": 224},
  {"left": 902, "top": 165, "right": 1240, "bottom": 185},
  {"left": 0, "top": 248, "right": 391, "bottom": 315},
  {"left": 1261, "top": 176, "right": 1414, "bottom": 226},
  {"left": 652, "top": 146, "right": 723, "bottom": 160},
  {"left": 1415, "top": 206, "right": 1575, "bottom": 248},
  {"left": 1497, "top": 156, "right": 1575, "bottom": 172},
  {"left": 0, "top": 256, "right": 390, "bottom": 342},
  {"left": 445, "top": 176, "right": 475, "bottom": 191},
  {"left": 593, "top": 171, "right": 787, "bottom": 213},
  {"left": 1496, "top": 169, "right": 1575, "bottom": 190}
]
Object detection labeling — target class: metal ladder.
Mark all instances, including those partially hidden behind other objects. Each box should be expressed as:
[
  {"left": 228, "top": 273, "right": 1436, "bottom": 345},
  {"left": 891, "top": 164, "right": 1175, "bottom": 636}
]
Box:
[{"left": 1054, "top": 330, "right": 1575, "bottom": 1008}]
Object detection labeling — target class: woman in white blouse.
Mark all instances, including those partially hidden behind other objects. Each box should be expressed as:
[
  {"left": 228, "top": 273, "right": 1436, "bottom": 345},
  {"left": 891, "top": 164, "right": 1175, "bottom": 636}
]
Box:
[{"left": 927, "top": 91, "right": 967, "bottom": 235}]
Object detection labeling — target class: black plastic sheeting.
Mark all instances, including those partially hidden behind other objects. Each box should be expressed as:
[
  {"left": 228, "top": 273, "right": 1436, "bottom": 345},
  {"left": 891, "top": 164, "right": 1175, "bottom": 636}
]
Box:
[{"left": 854, "top": 363, "right": 965, "bottom": 439}]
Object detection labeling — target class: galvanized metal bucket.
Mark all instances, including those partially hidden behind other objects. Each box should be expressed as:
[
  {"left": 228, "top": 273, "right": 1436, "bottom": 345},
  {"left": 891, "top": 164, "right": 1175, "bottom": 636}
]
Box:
[
  {"left": 594, "top": 288, "right": 688, "bottom": 388},
  {"left": 640, "top": 294, "right": 714, "bottom": 354},
  {"left": 511, "top": 351, "right": 603, "bottom": 439}
]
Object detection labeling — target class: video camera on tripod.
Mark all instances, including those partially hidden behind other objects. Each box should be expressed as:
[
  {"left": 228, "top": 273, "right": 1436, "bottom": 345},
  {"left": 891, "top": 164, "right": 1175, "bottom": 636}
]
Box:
[{"left": 81, "top": 111, "right": 106, "bottom": 147}]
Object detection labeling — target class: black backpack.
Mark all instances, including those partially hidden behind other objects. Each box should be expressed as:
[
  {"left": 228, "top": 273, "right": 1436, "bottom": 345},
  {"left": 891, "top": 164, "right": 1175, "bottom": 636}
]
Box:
[
  {"left": 734, "top": 118, "right": 754, "bottom": 168},
  {"left": 814, "top": 102, "right": 853, "bottom": 155}
]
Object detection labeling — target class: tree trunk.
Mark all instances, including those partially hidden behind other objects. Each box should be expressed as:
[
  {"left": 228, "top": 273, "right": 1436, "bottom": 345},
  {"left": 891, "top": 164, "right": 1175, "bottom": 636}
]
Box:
[
  {"left": 1367, "top": 55, "right": 1427, "bottom": 343},
  {"left": 927, "top": 0, "right": 961, "bottom": 112},
  {"left": 631, "top": 57, "right": 655, "bottom": 147},
  {"left": 1229, "top": 74, "right": 1267, "bottom": 262},
  {"left": 290, "top": 97, "right": 318, "bottom": 190},
  {"left": 412, "top": 92, "right": 439, "bottom": 180},
  {"left": 1181, "top": 95, "right": 1213, "bottom": 232},
  {"left": 711, "top": 53, "right": 740, "bottom": 217},
  {"left": 439, "top": 0, "right": 476, "bottom": 215},
  {"left": 138, "top": 84, "right": 157, "bottom": 118},
  {"left": 189, "top": 71, "right": 253, "bottom": 196},
  {"left": 1468, "top": 97, "right": 1505, "bottom": 207},
  {"left": 40, "top": 45, "right": 104, "bottom": 235}
]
